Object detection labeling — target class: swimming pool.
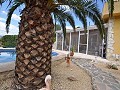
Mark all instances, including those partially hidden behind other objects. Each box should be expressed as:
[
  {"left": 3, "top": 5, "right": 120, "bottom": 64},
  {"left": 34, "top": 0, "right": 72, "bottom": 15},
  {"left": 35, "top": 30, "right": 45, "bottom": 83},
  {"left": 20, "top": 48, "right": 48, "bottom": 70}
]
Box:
[{"left": 0, "top": 51, "right": 58, "bottom": 63}]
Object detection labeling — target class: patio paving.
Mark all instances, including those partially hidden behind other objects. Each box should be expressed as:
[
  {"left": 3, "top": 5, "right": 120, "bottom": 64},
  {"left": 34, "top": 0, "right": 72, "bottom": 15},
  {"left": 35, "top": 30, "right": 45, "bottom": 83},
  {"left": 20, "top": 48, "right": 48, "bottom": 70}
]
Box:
[{"left": 72, "top": 58, "right": 120, "bottom": 90}]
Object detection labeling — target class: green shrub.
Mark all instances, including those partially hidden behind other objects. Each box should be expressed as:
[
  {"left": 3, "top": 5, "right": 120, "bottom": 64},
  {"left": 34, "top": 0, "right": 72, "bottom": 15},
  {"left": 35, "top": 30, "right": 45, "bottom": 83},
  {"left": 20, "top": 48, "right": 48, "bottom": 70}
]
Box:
[
  {"left": 1, "top": 35, "right": 17, "bottom": 48},
  {"left": 107, "top": 63, "right": 118, "bottom": 70},
  {"left": 70, "top": 47, "right": 74, "bottom": 52}
]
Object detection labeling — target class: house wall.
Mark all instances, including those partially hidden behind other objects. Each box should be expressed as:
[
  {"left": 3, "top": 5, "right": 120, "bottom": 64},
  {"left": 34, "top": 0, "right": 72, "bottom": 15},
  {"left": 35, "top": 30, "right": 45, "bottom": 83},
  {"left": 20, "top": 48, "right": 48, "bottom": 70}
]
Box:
[
  {"left": 106, "top": 18, "right": 120, "bottom": 61},
  {"left": 102, "top": 0, "right": 120, "bottom": 22},
  {"left": 88, "top": 30, "right": 103, "bottom": 56},
  {"left": 106, "top": 19, "right": 115, "bottom": 60},
  {"left": 57, "top": 33, "right": 62, "bottom": 50},
  {"left": 63, "top": 33, "right": 70, "bottom": 51},
  {"left": 56, "top": 29, "right": 104, "bottom": 57},
  {"left": 103, "top": 0, "right": 120, "bottom": 60},
  {"left": 71, "top": 32, "right": 79, "bottom": 52},
  {"left": 113, "top": 18, "right": 120, "bottom": 54}
]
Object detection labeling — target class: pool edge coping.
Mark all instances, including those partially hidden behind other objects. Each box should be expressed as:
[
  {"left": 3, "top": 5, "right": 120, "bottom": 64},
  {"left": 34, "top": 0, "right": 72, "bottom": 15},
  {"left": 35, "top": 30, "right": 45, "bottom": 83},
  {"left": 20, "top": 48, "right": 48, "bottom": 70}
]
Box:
[{"left": 0, "top": 50, "right": 66, "bottom": 72}]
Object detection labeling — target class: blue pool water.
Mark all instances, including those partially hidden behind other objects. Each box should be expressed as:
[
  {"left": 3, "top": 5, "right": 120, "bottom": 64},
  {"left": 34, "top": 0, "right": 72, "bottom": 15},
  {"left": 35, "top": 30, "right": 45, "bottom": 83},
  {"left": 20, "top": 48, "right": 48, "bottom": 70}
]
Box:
[{"left": 0, "top": 52, "right": 58, "bottom": 63}]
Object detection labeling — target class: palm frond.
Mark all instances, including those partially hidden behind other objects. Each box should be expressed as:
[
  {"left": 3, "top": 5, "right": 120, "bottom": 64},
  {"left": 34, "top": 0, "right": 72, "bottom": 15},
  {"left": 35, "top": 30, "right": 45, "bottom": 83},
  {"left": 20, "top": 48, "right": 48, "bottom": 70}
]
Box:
[
  {"left": 72, "top": 7, "right": 87, "bottom": 32},
  {"left": 0, "top": 0, "right": 5, "bottom": 5},
  {"left": 63, "top": 12, "right": 75, "bottom": 31},
  {"left": 85, "top": 1, "right": 105, "bottom": 38},
  {"left": 0, "top": 0, "right": 13, "bottom": 6},
  {"left": 70, "top": 0, "right": 105, "bottom": 38},
  {"left": 0, "top": 0, "right": 6, "bottom": 5},
  {"left": 55, "top": 13, "right": 66, "bottom": 39},
  {"left": 99, "top": 0, "right": 114, "bottom": 17},
  {"left": 52, "top": 0, "right": 106, "bottom": 38},
  {"left": 107, "top": 0, "right": 114, "bottom": 17},
  {"left": 6, "top": 1, "right": 23, "bottom": 33},
  {"left": 54, "top": 14, "right": 57, "bottom": 31},
  {"left": 53, "top": 7, "right": 75, "bottom": 38}
]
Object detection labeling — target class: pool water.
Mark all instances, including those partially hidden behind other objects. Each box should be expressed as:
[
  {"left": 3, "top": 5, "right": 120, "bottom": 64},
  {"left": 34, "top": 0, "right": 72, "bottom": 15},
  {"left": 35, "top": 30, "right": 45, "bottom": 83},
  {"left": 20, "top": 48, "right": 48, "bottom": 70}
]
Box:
[
  {"left": 0, "top": 52, "right": 16, "bottom": 63},
  {"left": 0, "top": 52, "right": 58, "bottom": 63}
]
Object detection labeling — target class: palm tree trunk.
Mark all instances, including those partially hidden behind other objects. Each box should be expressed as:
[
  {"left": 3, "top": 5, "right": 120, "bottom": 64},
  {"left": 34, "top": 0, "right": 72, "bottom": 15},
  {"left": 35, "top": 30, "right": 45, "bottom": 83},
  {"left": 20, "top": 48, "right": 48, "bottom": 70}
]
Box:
[{"left": 14, "top": 1, "right": 54, "bottom": 89}]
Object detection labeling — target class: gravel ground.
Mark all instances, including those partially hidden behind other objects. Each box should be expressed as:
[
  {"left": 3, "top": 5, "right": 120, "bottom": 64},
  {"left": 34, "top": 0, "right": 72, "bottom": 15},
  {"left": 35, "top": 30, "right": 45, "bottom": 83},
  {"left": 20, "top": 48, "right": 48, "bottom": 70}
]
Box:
[
  {"left": 0, "top": 70, "right": 14, "bottom": 90},
  {"left": 94, "top": 62, "right": 120, "bottom": 81},
  {"left": 51, "top": 59, "right": 92, "bottom": 90},
  {"left": 0, "top": 59, "right": 92, "bottom": 90}
]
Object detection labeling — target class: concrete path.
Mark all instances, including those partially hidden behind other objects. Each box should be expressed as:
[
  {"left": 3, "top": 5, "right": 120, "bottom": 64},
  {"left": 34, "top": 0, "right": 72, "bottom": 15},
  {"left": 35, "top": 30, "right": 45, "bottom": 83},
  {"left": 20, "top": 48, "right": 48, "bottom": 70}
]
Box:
[
  {"left": 54, "top": 49, "right": 110, "bottom": 63},
  {"left": 0, "top": 61, "right": 15, "bottom": 72},
  {"left": 72, "top": 58, "right": 120, "bottom": 90}
]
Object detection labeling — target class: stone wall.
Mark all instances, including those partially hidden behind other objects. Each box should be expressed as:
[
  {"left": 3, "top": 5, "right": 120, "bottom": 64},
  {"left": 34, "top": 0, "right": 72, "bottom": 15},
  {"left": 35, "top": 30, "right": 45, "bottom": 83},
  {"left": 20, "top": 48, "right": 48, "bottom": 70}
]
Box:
[{"left": 106, "top": 19, "right": 120, "bottom": 60}]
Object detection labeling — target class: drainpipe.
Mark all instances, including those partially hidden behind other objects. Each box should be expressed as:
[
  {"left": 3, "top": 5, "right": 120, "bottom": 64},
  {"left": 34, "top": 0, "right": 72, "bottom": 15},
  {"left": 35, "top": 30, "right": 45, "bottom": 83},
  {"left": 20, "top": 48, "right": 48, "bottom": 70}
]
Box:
[
  {"left": 69, "top": 32, "right": 71, "bottom": 52},
  {"left": 62, "top": 33, "right": 64, "bottom": 51},
  {"left": 102, "top": 36, "right": 105, "bottom": 58},
  {"left": 78, "top": 31, "right": 80, "bottom": 53},
  {"left": 86, "top": 30, "right": 89, "bottom": 55},
  {"left": 56, "top": 33, "right": 58, "bottom": 49}
]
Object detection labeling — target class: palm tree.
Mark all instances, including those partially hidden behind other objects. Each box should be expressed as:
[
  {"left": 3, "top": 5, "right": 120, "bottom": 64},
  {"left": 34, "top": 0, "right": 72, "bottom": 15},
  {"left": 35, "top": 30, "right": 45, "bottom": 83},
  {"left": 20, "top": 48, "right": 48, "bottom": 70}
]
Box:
[
  {"left": 96, "top": 0, "right": 114, "bottom": 18},
  {"left": 0, "top": 0, "right": 113, "bottom": 89}
]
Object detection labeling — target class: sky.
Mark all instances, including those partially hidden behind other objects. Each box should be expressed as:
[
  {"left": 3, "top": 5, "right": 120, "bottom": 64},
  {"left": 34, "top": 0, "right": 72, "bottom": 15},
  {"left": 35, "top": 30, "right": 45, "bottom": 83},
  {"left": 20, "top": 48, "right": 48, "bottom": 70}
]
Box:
[{"left": 0, "top": 1, "right": 104, "bottom": 36}]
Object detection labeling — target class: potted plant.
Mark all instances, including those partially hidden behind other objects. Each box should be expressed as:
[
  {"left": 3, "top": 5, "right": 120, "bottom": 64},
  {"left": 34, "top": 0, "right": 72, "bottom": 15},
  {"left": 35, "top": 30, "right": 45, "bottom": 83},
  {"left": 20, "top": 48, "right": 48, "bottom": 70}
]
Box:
[{"left": 70, "top": 47, "right": 74, "bottom": 56}]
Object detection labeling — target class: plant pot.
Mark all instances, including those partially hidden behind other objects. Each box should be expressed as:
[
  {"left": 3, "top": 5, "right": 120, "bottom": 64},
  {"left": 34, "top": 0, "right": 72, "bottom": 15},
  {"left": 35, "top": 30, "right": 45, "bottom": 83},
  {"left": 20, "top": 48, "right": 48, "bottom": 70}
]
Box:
[
  {"left": 70, "top": 51, "right": 74, "bottom": 56},
  {"left": 66, "top": 57, "right": 70, "bottom": 67}
]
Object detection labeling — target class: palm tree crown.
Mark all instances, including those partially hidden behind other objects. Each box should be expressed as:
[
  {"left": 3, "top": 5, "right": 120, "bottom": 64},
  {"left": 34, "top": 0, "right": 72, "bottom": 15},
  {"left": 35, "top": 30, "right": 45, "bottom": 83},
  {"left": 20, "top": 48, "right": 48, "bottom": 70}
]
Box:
[{"left": 0, "top": 0, "right": 111, "bottom": 38}]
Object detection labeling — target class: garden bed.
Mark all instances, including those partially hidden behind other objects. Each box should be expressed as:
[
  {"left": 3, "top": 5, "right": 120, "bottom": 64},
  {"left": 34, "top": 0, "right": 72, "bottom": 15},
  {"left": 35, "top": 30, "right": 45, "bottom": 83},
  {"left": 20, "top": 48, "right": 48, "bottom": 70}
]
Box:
[{"left": 0, "top": 59, "right": 92, "bottom": 90}]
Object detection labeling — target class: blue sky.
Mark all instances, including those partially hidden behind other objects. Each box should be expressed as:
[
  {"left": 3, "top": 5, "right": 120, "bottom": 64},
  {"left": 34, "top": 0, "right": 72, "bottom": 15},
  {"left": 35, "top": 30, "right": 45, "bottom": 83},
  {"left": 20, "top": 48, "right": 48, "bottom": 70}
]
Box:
[
  {"left": 0, "top": 1, "right": 24, "bottom": 35},
  {"left": 0, "top": 1, "right": 104, "bottom": 36}
]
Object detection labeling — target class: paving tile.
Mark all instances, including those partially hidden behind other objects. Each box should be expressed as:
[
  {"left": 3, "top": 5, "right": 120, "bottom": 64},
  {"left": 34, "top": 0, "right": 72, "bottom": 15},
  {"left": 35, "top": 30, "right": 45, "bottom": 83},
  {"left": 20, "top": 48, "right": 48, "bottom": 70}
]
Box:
[
  {"left": 103, "top": 79, "right": 110, "bottom": 85},
  {"left": 94, "top": 77, "right": 103, "bottom": 83},
  {"left": 96, "top": 82, "right": 106, "bottom": 90},
  {"left": 73, "top": 58, "right": 120, "bottom": 90},
  {"left": 106, "top": 85, "right": 113, "bottom": 90},
  {"left": 110, "top": 83, "right": 120, "bottom": 89},
  {"left": 107, "top": 85, "right": 120, "bottom": 90}
]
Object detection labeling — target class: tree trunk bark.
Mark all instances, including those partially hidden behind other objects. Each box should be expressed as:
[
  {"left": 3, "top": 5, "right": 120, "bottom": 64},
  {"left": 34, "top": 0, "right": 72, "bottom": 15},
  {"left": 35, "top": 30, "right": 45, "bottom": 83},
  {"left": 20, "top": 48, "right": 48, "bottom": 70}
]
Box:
[{"left": 14, "top": 2, "right": 54, "bottom": 89}]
